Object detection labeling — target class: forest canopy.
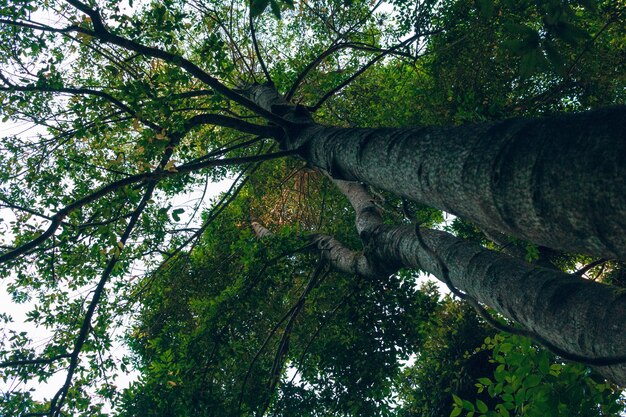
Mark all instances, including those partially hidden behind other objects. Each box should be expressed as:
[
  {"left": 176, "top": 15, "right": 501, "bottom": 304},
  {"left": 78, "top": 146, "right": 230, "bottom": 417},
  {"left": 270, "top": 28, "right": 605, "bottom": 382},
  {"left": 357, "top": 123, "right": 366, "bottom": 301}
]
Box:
[{"left": 0, "top": 0, "right": 625, "bottom": 416}]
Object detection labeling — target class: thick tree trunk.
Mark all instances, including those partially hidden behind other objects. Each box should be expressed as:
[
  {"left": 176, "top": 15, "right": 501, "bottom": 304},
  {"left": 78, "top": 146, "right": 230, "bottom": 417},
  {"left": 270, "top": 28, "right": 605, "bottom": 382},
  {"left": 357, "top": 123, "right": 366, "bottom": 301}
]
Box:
[
  {"left": 369, "top": 224, "right": 626, "bottom": 385},
  {"left": 245, "top": 86, "right": 626, "bottom": 383},
  {"left": 286, "top": 106, "right": 626, "bottom": 261},
  {"left": 332, "top": 179, "right": 626, "bottom": 385}
]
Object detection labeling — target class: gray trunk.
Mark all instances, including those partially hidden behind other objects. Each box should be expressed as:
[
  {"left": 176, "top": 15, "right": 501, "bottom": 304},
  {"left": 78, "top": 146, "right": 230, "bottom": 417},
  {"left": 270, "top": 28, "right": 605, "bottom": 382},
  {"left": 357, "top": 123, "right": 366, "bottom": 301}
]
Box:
[
  {"left": 367, "top": 223, "right": 626, "bottom": 385},
  {"left": 287, "top": 106, "right": 626, "bottom": 260},
  {"left": 244, "top": 86, "right": 626, "bottom": 383},
  {"left": 332, "top": 179, "right": 626, "bottom": 385}
]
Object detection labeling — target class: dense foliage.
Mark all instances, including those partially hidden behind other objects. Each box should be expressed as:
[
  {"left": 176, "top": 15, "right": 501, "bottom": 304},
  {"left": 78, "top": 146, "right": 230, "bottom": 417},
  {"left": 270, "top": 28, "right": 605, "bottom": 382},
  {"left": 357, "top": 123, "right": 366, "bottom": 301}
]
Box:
[{"left": 0, "top": 0, "right": 624, "bottom": 416}]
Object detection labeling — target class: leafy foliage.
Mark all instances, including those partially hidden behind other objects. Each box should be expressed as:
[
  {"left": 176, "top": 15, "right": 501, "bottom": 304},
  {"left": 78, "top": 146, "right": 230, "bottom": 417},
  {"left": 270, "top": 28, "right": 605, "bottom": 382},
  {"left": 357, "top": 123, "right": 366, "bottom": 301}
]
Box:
[
  {"left": 453, "top": 333, "right": 626, "bottom": 417},
  {"left": 0, "top": 0, "right": 624, "bottom": 415},
  {"left": 119, "top": 184, "right": 438, "bottom": 416}
]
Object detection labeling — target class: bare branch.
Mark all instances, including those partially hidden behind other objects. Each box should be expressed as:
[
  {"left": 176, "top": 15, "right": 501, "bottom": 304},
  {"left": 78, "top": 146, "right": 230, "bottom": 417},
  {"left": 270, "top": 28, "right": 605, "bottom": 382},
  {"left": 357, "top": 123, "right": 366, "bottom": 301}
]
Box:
[
  {"left": 250, "top": 13, "right": 272, "bottom": 83},
  {"left": 0, "top": 353, "right": 71, "bottom": 369}
]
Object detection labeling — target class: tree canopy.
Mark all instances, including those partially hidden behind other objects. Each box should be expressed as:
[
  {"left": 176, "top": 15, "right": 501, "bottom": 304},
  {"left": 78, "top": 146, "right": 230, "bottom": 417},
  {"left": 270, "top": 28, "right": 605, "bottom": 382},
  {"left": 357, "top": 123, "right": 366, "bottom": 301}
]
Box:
[{"left": 0, "top": 0, "right": 625, "bottom": 416}]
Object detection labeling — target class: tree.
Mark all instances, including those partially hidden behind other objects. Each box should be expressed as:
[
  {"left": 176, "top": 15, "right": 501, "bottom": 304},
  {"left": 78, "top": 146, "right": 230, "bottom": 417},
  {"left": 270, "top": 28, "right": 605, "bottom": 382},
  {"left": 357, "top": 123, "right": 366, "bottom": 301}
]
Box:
[{"left": 0, "top": 0, "right": 625, "bottom": 415}]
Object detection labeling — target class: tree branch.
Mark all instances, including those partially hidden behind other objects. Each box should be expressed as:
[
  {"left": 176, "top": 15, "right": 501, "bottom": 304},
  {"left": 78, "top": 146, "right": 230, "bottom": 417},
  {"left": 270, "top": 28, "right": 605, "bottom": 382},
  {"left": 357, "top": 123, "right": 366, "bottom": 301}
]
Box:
[
  {"left": 310, "top": 33, "right": 422, "bottom": 111},
  {"left": 412, "top": 224, "right": 626, "bottom": 367},
  {"left": 285, "top": 37, "right": 423, "bottom": 102},
  {"left": 250, "top": 12, "right": 272, "bottom": 83},
  {"left": 0, "top": 83, "right": 161, "bottom": 131},
  {"left": 47, "top": 180, "right": 158, "bottom": 417},
  {"left": 63, "top": 0, "right": 292, "bottom": 128},
  {"left": 185, "top": 113, "right": 282, "bottom": 138},
  {"left": 0, "top": 353, "right": 71, "bottom": 369}
]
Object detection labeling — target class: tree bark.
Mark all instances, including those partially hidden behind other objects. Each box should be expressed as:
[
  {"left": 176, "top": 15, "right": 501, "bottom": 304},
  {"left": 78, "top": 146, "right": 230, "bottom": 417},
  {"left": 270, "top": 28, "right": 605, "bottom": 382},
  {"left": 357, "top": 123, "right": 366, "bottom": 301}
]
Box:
[
  {"left": 285, "top": 106, "right": 626, "bottom": 261},
  {"left": 333, "top": 180, "right": 626, "bottom": 385},
  {"left": 244, "top": 86, "right": 626, "bottom": 383},
  {"left": 368, "top": 224, "right": 626, "bottom": 385}
]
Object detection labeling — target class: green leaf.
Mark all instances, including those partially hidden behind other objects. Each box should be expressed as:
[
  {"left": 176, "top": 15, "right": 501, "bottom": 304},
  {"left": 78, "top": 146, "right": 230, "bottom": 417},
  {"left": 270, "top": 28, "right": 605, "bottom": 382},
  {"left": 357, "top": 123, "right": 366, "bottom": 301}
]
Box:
[
  {"left": 476, "top": 0, "right": 494, "bottom": 18},
  {"left": 578, "top": 0, "right": 597, "bottom": 12},
  {"left": 499, "top": 343, "right": 512, "bottom": 353},
  {"left": 463, "top": 400, "right": 475, "bottom": 412},
  {"left": 502, "top": 39, "right": 535, "bottom": 55},
  {"left": 538, "top": 353, "right": 550, "bottom": 374},
  {"left": 452, "top": 394, "right": 463, "bottom": 406},
  {"left": 525, "top": 374, "right": 542, "bottom": 388},
  {"left": 478, "top": 377, "right": 492, "bottom": 386},
  {"left": 496, "top": 404, "right": 510, "bottom": 417},
  {"left": 553, "top": 22, "right": 590, "bottom": 46},
  {"left": 451, "top": 406, "right": 462, "bottom": 417},
  {"left": 544, "top": 41, "right": 565, "bottom": 73},
  {"left": 250, "top": 0, "right": 270, "bottom": 17},
  {"left": 171, "top": 208, "right": 185, "bottom": 222},
  {"left": 504, "top": 23, "right": 538, "bottom": 40},
  {"left": 270, "top": 0, "right": 281, "bottom": 18},
  {"left": 519, "top": 49, "right": 548, "bottom": 78},
  {"left": 476, "top": 399, "right": 488, "bottom": 413}
]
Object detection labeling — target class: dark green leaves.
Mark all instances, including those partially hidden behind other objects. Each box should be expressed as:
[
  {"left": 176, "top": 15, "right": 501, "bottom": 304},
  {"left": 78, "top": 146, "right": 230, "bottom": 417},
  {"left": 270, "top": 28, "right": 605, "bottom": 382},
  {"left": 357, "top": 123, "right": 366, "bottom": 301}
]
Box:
[
  {"left": 250, "top": 0, "right": 294, "bottom": 18},
  {"left": 250, "top": 0, "right": 270, "bottom": 17},
  {"left": 171, "top": 208, "right": 184, "bottom": 222},
  {"left": 475, "top": 0, "right": 494, "bottom": 19},
  {"left": 458, "top": 333, "right": 626, "bottom": 417}
]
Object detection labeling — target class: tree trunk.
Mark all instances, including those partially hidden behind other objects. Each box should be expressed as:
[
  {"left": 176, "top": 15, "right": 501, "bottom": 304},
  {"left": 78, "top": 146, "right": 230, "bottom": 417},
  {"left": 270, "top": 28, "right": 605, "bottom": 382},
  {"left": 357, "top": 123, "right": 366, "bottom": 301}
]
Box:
[
  {"left": 331, "top": 179, "right": 626, "bottom": 385},
  {"left": 368, "top": 223, "right": 626, "bottom": 385},
  {"left": 244, "top": 86, "right": 626, "bottom": 383},
  {"left": 285, "top": 106, "right": 626, "bottom": 261}
]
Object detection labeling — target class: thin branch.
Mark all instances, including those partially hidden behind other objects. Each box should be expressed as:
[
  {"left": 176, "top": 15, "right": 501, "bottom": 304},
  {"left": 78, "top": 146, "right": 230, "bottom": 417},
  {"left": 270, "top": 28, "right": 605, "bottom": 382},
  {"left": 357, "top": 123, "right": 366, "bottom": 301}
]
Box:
[
  {"left": 168, "top": 89, "right": 215, "bottom": 100},
  {"left": 0, "top": 143, "right": 294, "bottom": 266},
  {"left": 0, "top": 84, "right": 161, "bottom": 131},
  {"left": 48, "top": 181, "right": 158, "bottom": 417},
  {"left": 0, "top": 18, "right": 77, "bottom": 34},
  {"left": 288, "top": 285, "right": 358, "bottom": 386},
  {"left": 0, "top": 354, "right": 71, "bottom": 369},
  {"left": 185, "top": 113, "right": 282, "bottom": 137},
  {"left": 259, "top": 265, "right": 329, "bottom": 417},
  {"left": 310, "top": 33, "right": 422, "bottom": 111},
  {"left": 239, "top": 261, "right": 326, "bottom": 414},
  {"left": 175, "top": 148, "right": 298, "bottom": 174},
  {"left": 183, "top": 136, "right": 263, "bottom": 166},
  {"left": 525, "top": 15, "right": 618, "bottom": 112},
  {"left": 574, "top": 258, "right": 607, "bottom": 277},
  {"left": 237, "top": 296, "right": 302, "bottom": 413},
  {"left": 250, "top": 13, "right": 271, "bottom": 83},
  {"left": 63, "top": 0, "right": 292, "bottom": 128},
  {"left": 285, "top": 38, "right": 421, "bottom": 102},
  {"left": 142, "top": 163, "right": 259, "bottom": 286},
  {"left": 0, "top": 199, "right": 55, "bottom": 222}
]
